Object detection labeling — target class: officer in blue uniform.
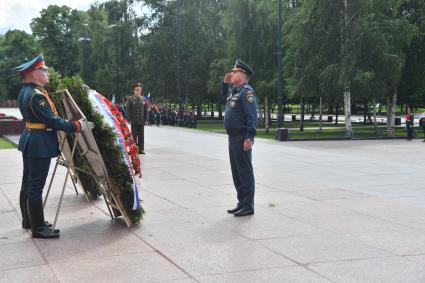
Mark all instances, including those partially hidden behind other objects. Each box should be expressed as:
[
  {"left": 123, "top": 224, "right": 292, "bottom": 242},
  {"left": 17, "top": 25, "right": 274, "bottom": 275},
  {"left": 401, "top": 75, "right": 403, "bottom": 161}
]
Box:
[
  {"left": 223, "top": 59, "right": 257, "bottom": 217},
  {"left": 15, "top": 55, "right": 89, "bottom": 238}
]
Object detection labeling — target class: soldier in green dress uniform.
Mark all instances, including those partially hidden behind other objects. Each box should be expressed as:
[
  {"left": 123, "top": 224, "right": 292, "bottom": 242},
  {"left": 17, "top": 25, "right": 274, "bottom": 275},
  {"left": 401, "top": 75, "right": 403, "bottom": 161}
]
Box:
[
  {"left": 16, "top": 55, "right": 91, "bottom": 238},
  {"left": 126, "top": 82, "right": 147, "bottom": 154}
]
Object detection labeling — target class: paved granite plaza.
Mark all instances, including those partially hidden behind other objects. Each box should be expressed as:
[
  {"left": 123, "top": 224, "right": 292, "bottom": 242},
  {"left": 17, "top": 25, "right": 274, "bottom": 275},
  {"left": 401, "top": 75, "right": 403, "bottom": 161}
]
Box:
[{"left": 1, "top": 126, "right": 425, "bottom": 282}]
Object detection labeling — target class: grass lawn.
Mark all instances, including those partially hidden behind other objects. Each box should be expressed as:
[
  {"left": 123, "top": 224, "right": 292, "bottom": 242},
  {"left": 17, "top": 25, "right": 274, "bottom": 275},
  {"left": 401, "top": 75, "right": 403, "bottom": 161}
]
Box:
[
  {"left": 0, "top": 137, "right": 16, "bottom": 149},
  {"left": 277, "top": 105, "right": 425, "bottom": 115},
  {"left": 195, "top": 121, "right": 424, "bottom": 140}
]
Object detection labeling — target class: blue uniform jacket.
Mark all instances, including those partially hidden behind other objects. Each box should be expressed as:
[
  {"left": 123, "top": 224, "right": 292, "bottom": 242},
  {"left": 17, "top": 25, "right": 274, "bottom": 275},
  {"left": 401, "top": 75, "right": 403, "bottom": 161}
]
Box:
[
  {"left": 223, "top": 83, "right": 257, "bottom": 141},
  {"left": 18, "top": 83, "right": 77, "bottom": 158}
]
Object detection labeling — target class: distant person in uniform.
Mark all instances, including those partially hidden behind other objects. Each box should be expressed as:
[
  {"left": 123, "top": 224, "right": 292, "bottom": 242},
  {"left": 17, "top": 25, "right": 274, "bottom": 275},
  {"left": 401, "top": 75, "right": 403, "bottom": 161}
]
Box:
[
  {"left": 148, "top": 107, "right": 155, "bottom": 126},
  {"left": 126, "top": 82, "right": 147, "bottom": 154},
  {"left": 16, "top": 54, "right": 91, "bottom": 238},
  {"left": 154, "top": 103, "right": 161, "bottom": 127},
  {"left": 406, "top": 108, "right": 414, "bottom": 141},
  {"left": 183, "top": 111, "right": 189, "bottom": 127},
  {"left": 222, "top": 59, "right": 257, "bottom": 217},
  {"left": 170, "top": 108, "right": 177, "bottom": 126},
  {"left": 187, "top": 112, "right": 197, "bottom": 128}
]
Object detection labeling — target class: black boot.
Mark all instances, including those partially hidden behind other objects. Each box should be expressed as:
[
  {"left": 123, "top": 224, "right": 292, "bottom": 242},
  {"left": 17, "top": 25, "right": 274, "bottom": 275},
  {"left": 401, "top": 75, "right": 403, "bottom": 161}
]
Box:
[
  {"left": 27, "top": 199, "right": 60, "bottom": 239},
  {"left": 39, "top": 204, "right": 57, "bottom": 232},
  {"left": 20, "top": 191, "right": 31, "bottom": 229},
  {"left": 21, "top": 193, "right": 53, "bottom": 229}
]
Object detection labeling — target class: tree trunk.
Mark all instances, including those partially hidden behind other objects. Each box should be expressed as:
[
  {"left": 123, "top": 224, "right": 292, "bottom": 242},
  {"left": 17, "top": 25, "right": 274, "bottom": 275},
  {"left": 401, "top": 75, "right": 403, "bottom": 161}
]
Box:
[
  {"left": 391, "top": 91, "right": 397, "bottom": 134},
  {"left": 373, "top": 99, "right": 377, "bottom": 133},
  {"left": 300, "top": 97, "right": 305, "bottom": 132},
  {"left": 211, "top": 103, "right": 214, "bottom": 118},
  {"left": 265, "top": 96, "right": 270, "bottom": 134},
  {"left": 218, "top": 103, "right": 223, "bottom": 120},
  {"left": 387, "top": 87, "right": 397, "bottom": 137},
  {"left": 344, "top": 87, "right": 352, "bottom": 138},
  {"left": 319, "top": 96, "right": 323, "bottom": 133},
  {"left": 363, "top": 102, "right": 367, "bottom": 125},
  {"left": 342, "top": 0, "right": 352, "bottom": 138},
  {"left": 386, "top": 95, "right": 391, "bottom": 132},
  {"left": 268, "top": 103, "right": 273, "bottom": 127},
  {"left": 311, "top": 104, "right": 315, "bottom": 120},
  {"left": 198, "top": 93, "right": 202, "bottom": 118},
  {"left": 258, "top": 104, "right": 264, "bottom": 127},
  {"left": 335, "top": 104, "right": 339, "bottom": 124},
  {"left": 197, "top": 103, "right": 202, "bottom": 119}
]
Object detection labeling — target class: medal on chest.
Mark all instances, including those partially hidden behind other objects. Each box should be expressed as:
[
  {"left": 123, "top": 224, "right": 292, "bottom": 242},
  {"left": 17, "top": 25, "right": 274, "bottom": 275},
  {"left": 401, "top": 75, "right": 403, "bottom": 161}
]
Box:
[{"left": 230, "top": 93, "right": 240, "bottom": 108}]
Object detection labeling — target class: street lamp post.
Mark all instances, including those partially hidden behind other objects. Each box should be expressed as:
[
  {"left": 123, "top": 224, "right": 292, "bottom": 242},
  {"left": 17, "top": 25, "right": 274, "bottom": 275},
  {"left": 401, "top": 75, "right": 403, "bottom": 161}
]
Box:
[
  {"left": 167, "top": 0, "right": 184, "bottom": 126},
  {"left": 108, "top": 24, "right": 120, "bottom": 101},
  {"left": 78, "top": 37, "right": 91, "bottom": 82},
  {"left": 277, "top": 0, "right": 284, "bottom": 128}
]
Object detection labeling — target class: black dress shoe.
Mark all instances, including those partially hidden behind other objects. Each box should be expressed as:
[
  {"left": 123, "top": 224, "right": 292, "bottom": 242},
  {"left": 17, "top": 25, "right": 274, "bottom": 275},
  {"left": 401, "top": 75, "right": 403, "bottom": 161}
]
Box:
[
  {"left": 22, "top": 220, "right": 52, "bottom": 229},
  {"left": 233, "top": 208, "right": 254, "bottom": 217},
  {"left": 31, "top": 226, "right": 60, "bottom": 239},
  {"left": 140, "top": 151, "right": 146, "bottom": 154},
  {"left": 227, "top": 206, "right": 242, "bottom": 214}
]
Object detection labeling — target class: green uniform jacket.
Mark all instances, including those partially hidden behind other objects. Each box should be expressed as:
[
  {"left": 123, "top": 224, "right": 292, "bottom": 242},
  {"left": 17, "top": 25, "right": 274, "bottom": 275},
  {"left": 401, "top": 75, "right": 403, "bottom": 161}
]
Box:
[
  {"left": 17, "top": 83, "right": 78, "bottom": 158},
  {"left": 126, "top": 95, "right": 148, "bottom": 125}
]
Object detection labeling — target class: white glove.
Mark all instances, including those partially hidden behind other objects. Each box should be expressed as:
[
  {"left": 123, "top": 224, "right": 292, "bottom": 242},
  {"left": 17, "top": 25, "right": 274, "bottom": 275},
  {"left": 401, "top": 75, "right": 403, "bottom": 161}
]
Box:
[{"left": 78, "top": 118, "right": 94, "bottom": 132}]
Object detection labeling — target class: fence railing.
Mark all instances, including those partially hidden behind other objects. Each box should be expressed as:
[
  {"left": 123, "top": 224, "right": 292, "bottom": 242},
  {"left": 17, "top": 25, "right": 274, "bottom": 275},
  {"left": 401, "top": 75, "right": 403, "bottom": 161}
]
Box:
[{"left": 0, "top": 99, "right": 18, "bottom": 107}]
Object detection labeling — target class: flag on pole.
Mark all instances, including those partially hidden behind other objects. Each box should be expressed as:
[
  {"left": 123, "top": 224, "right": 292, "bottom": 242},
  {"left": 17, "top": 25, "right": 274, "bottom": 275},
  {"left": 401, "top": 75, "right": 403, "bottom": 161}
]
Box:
[{"left": 146, "top": 92, "right": 151, "bottom": 106}]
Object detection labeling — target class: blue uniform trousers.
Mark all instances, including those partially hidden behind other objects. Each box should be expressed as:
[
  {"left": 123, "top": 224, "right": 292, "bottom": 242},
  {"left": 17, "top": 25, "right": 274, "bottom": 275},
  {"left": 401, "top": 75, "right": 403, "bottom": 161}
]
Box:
[
  {"left": 228, "top": 137, "right": 255, "bottom": 210},
  {"left": 21, "top": 156, "right": 51, "bottom": 202}
]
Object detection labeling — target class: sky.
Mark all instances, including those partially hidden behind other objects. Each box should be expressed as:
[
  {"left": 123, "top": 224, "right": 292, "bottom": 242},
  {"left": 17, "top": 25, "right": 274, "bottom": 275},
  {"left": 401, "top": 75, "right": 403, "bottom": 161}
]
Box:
[{"left": 0, "top": 0, "right": 108, "bottom": 35}]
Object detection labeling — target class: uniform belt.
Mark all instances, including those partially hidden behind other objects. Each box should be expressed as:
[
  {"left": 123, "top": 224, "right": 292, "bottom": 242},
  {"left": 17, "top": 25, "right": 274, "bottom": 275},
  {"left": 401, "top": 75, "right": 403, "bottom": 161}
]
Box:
[
  {"left": 228, "top": 129, "right": 246, "bottom": 136},
  {"left": 25, "top": 122, "right": 52, "bottom": 131}
]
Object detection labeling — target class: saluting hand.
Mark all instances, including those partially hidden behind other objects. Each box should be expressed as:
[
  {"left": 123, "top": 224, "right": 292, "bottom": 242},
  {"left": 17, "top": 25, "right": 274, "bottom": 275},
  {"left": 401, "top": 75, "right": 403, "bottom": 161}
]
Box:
[
  {"left": 224, "top": 72, "right": 232, "bottom": 83},
  {"left": 243, "top": 139, "right": 252, "bottom": 151}
]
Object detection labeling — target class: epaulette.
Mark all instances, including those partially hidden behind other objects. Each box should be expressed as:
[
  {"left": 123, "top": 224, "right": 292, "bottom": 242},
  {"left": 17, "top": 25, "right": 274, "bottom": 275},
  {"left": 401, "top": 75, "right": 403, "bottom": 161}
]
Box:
[
  {"left": 243, "top": 84, "right": 255, "bottom": 95},
  {"left": 243, "top": 84, "right": 254, "bottom": 93},
  {"left": 34, "top": 88, "right": 43, "bottom": 95}
]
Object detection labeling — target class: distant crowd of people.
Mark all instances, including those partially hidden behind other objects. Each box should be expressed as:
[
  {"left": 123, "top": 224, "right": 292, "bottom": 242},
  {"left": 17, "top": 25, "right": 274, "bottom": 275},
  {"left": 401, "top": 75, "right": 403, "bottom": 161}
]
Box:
[
  {"left": 149, "top": 106, "right": 198, "bottom": 128},
  {"left": 117, "top": 102, "right": 197, "bottom": 128}
]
